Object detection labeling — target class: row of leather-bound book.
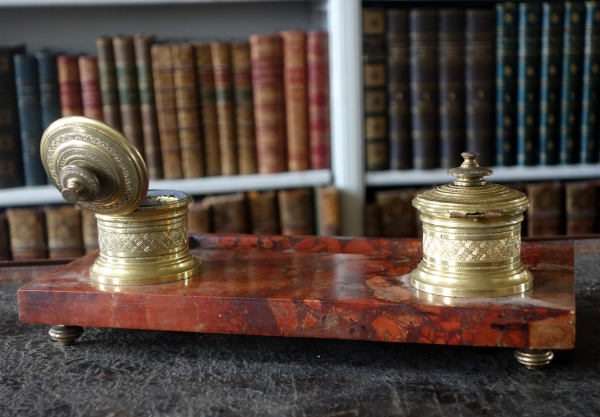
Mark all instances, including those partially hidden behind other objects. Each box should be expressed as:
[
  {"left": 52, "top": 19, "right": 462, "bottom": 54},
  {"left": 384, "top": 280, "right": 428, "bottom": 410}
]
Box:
[
  {"left": 0, "top": 29, "right": 330, "bottom": 188},
  {"left": 0, "top": 186, "right": 339, "bottom": 261},
  {"left": 364, "top": 1, "right": 600, "bottom": 171},
  {"left": 366, "top": 179, "right": 600, "bottom": 238}
]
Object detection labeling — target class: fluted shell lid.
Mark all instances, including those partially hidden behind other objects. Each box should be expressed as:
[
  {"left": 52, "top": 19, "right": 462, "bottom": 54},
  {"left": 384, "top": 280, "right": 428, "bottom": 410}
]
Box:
[
  {"left": 41, "top": 116, "right": 149, "bottom": 216},
  {"left": 412, "top": 152, "right": 529, "bottom": 218}
]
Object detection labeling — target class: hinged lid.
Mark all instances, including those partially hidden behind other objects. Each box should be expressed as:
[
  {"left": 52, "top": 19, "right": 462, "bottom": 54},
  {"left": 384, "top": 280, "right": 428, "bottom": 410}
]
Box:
[
  {"left": 412, "top": 152, "right": 529, "bottom": 218},
  {"left": 41, "top": 116, "right": 149, "bottom": 215}
]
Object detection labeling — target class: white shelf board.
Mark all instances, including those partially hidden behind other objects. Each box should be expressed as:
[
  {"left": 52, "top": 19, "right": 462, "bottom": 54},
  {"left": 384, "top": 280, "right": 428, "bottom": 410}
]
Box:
[
  {"left": 366, "top": 164, "right": 600, "bottom": 187},
  {"left": 0, "top": 169, "right": 332, "bottom": 207}
]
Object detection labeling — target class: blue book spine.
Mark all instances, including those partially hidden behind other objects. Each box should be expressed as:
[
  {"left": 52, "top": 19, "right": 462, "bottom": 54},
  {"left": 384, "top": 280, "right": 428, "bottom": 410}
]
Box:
[
  {"left": 517, "top": 3, "right": 542, "bottom": 166},
  {"left": 14, "top": 54, "right": 46, "bottom": 186},
  {"left": 580, "top": 1, "right": 600, "bottom": 163},
  {"left": 496, "top": 2, "right": 518, "bottom": 166},
  {"left": 35, "top": 51, "right": 61, "bottom": 130},
  {"left": 559, "top": 1, "right": 585, "bottom": 164},
  {"left": 539, "top": 3, "right": 564, "bottom": 165}
]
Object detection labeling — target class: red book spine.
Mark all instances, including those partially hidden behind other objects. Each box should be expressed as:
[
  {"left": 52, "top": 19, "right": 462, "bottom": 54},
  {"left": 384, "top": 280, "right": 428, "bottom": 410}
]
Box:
[
  {"left": 249, "top": 34, "right": 287, "bottom": 174},
  {"left": 78, "top": 56, "right": 104, "bottom": 121},
  {"left": 307, "top": 31, "right": 331, "bottom": 169},
  {"left": 57, "top": 55, "right": 83, "bottom": 117},
  {"left": 281, "top": 30, "right": 309, "bottom": 171}
]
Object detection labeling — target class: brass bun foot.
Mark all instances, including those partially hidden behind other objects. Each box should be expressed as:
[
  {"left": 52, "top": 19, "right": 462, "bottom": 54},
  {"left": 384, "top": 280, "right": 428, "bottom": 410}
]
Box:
[
  {"left": 514, "top": 349, "right": 554, "bottom": 369},
  {"left": 48, "top": 325, "right": 84, "bottom": 346}
]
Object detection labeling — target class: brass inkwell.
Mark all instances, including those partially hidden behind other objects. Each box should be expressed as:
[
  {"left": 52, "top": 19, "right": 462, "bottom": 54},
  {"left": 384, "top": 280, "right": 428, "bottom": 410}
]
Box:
[
  {"left": 411, "top": 152, "right": 533, "bottom": 297},
  {"left": 41, "top": 116, "right": 200, "bottom": 286}
]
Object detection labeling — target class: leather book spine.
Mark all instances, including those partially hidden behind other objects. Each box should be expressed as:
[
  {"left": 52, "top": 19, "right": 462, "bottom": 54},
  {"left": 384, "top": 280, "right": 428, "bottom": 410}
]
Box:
[
  {"left": 375, "top": 188, "right": 418, "bottom": 238},
  {"left": 248, "top": 190, "right": 280, "bottom": 235},
  {"left": 565, "top": 180, "right": 599, "bottom": 235},
  {"left": 386, "top": 10, "right": 411, "bottom": 170},
  {"left": 364, "top": 202, "right": 382, "bottom": 238},
  {"left": 6, "top": 207, "right": 46, "bottom": 260},
  {"left": 496, "top": 2, "right": 518, "bottom": 167},
  {"left": 307, "top": 31, "right": 330, "bottom": 170},
  {"left": 57, "top": 55, "right": 83, "bottom": 117},
  {"left": 231, "top": 41, "right": 258, "bottom": 175},
  {"left": 517, "top": 3, "right": 541, "bottom": 166},
  {"left": 316, "top": 185, "right": 340, "bottom": 236},
  {"left": 35, "top": 51, "right": 61, "bottom": 130},
  {"left": 439, "top": 9, "right": 465, "bottom": 169},
  {"left": 151, "top": 43, "right": 183, "bottom": 179},
  {"left": 580, "top": 2, "right": 600, "bottom": 163},
  {"left": 250, "top": 33, "right": 287, "bottom": 174},
  {"left": 78, "top": 55, "right": 104, "bottom": 121},
  {"left": 409, "top": 9, "right": 439, "bottom": 169},
  {"left": 363, "top": 8, "right": 388, "bottom": 171},
  {"left": 172, "top": 43, "right": 204, "bottom": 178},
  {"left": 96, "top": 36, "right": 122, "bottom": 130},
  {"left": 211, "top": 42, "right": 238, "bottom": 176},
  {"left": 560, "top": 2, "right": 585, "bottom": 165},
  {"left": 281, "top": 30, "right": 310, "bottom": 172},
  {"left": 205, "top": 193, "right": 249, "bottom": 234},
  {"left": 188, "top": 200, "right": 212, "bottom": 234},
  {"left": 0, "top": 45, "right": 25, "bottom": 189},
  {"left": 14, "top": 54, "right": 45, "bottom": 186},
  {"left": 465, "top": 9, "right": 495, "bottom": 168},
  {"left": 113, "top": 36, "right": 145, "bottom": 155},
  {"left": 44, "top": 205, "right": 84, "bottom": 259},
  {"left": 278, "top": 188, "right": 315, "bottom": 236},
  {"left": 0, "top": 213, "right": 9, "bottom": 260},
  {"left": 539, "top": 3, "right": 564, "bottom": 166},
  {"left": 134, "top": 34, "right": 163, "bottom": 180},
  {"left": 526, "top": 181, "right": 564, "bottom": 236},
  {"left": 81, "top": 208, "right": 99, "bottom": 254},
  {"left": 192, "top": 42, "right": 221, "bottom": 176}
]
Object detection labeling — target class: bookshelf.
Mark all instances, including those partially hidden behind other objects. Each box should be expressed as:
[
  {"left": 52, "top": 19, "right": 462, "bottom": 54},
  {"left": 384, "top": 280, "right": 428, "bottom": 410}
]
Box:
[{"left": 1, "top": 0, "right": 599, "bottom": 238}]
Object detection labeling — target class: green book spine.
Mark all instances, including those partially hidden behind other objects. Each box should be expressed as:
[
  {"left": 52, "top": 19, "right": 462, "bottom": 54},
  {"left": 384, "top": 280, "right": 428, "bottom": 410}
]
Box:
[
  {"left": 559, "top": 2, "right": 585, "bottom": 164},
  {"left": 539, "top": 2, "right": 564, "bottom": 165},
  {"left": 580, "top": 1, "right": 600, "bottom": 163}
]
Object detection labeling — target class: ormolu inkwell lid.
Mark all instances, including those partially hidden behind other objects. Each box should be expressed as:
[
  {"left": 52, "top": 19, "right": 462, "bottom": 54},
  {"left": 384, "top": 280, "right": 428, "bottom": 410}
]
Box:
[
  {"left": 411, "top": 152, "right": 532, "bottom": 298},
  {"left": 41, "top": 116, "right": 200, "bottom": 286}
]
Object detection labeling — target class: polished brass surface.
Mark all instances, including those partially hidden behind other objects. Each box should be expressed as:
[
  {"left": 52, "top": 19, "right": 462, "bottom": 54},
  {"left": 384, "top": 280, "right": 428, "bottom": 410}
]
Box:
[
  {"left": 41, "top": 116, "right": 148, "bottom": 215},
  {"left": 48, "top": 325, "right": 84, "bottom": 346},
  {"left": 89, "top": 190, "right": 200, "bottom": 286},
  {"left": 514, "top": 349, "right": 554, "bottom": 370},
  {"left": 411, "top": 152, "right": 533, "bottom": 297}
]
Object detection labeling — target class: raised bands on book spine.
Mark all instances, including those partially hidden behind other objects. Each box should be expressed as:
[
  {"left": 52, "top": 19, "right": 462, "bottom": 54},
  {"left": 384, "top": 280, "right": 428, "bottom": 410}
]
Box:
[
  {"left": 278, "top": 188, "right": 315, "bottom": 236},
  {"left": 96, "top": 36, "right": 122, "bottom": 131},
  {"left": 35, "top": 51, "right": 61, "bottom": 130},
  {"left": 78, "top": 55, "right": 104, "bottom": 122},
  {"left": 57, "top": 55, "right": 83, "bottom": 117},
  {"left": 580, "top": 1, "right": 600, "bottom": 163}
]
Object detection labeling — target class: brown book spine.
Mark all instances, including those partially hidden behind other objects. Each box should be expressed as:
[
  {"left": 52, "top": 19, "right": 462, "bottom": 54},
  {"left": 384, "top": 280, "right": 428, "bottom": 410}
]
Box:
[
  {"left": 188, "top": 200, "right": 212, "bottom": 234},
  {"left": 0, "top": 213, "right": 10, "bottom": 260},
  {"left": 526, "top": 181, "right": 564, "bottom": 236},
  {"left": 278, "top": 188, "right": 315, "bottom": 236},
  {"left": 57, "top": 55, "right": 83, "bottom": 117},
  {"left": 364, "top": 202, "right": 382, "bottom": 237},
  {"left": 316, "top": 186, "right": 340, "bottom": 236},
  {"left": 375, "top": 188, "right": 418, "bottom": 237},
  {"left": 78, "top": 55, "right": 104, "bottom": 121},
  {"left": 250, "top": 34, "right": 287, "bottom": 173},
  {"left": 81, "top": 208, "right": 99, "bottom": 254},
  {"left": 231, "top": 42, "right": 257, "bottom": 175},
  {"left": 151, "top": 43, "right": 183, "bottom": 179},
  {"left": 44, "top": 205, "right": 84, "bottom": 259},
  {"left": 6, "top": 207, "right": 46, "bottom": 260},
  {"left": 192, "top": 42, "right": 221, "bottom": 176},
  {"left": 172, "top": 43, "right": 204, "bottom": 178},
  {"left": 307, "top": 31, "right": 331, "bottom": 170},
  {"left": 204, "top": 193, "right": 249, "bottom": 234},
  {"left": 113, "top": 36, "right": 145, "bottom": 154},
  {"left": 248, "top": 190, "right": 280, "bottom": 235},
  {"left": 211, "top": 42, "right": 238, "bottom": 175},
  {"left": 134, "top": 34, "right": 163, "bottom": 180},
  {"left": 281, "top": 30, "right": 309, "bottom": 171},
  {"left": 565, "top": 181, "right": 599, "bottom": 235},
  {"left": 96, "top": 36, "right": 122, "bottom": 130}
]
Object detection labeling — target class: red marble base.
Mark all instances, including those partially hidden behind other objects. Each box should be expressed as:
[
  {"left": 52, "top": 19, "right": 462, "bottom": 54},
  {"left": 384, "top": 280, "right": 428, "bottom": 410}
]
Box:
[{"left": 17, "top": 236, "right": 575, "bottom": 350}]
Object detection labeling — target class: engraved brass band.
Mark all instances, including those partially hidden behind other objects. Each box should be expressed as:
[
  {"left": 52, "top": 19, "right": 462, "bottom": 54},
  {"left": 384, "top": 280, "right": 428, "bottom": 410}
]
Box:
[{"left": 90, "top": 190, "right": 200, "bottom": 286}]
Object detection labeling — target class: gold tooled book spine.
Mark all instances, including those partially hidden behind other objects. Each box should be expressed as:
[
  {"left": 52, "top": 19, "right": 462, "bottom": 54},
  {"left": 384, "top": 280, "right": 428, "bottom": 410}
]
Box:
[
  {"left": 6, "top": 207, "right": 46, "bottom": 260},
  {"left": 44, "top": 205, "right": 84, "bottom": 259},
  {"left": 78, "top": 55, "right": 104, "bottom": 121},
  {"left": 278, "top": 188, "right": 315, "bottom": 236},
  {"left": 204, "top": 193, "right": 249, "bottom": 234},
  {"left": 96, "top": 36, "right": 122, "bottom": 130},
  {"left": 188, "top": 200, "right": 212, "bottom": 234},
  {"left": 375, "top": 188, "right": 418, "bottom": 237},
  {"left": 248, "top": 190, "right": 280, "bottom": 235},
  {"left": 316, "top": 186, "right": 340, "bottom": 236}
]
